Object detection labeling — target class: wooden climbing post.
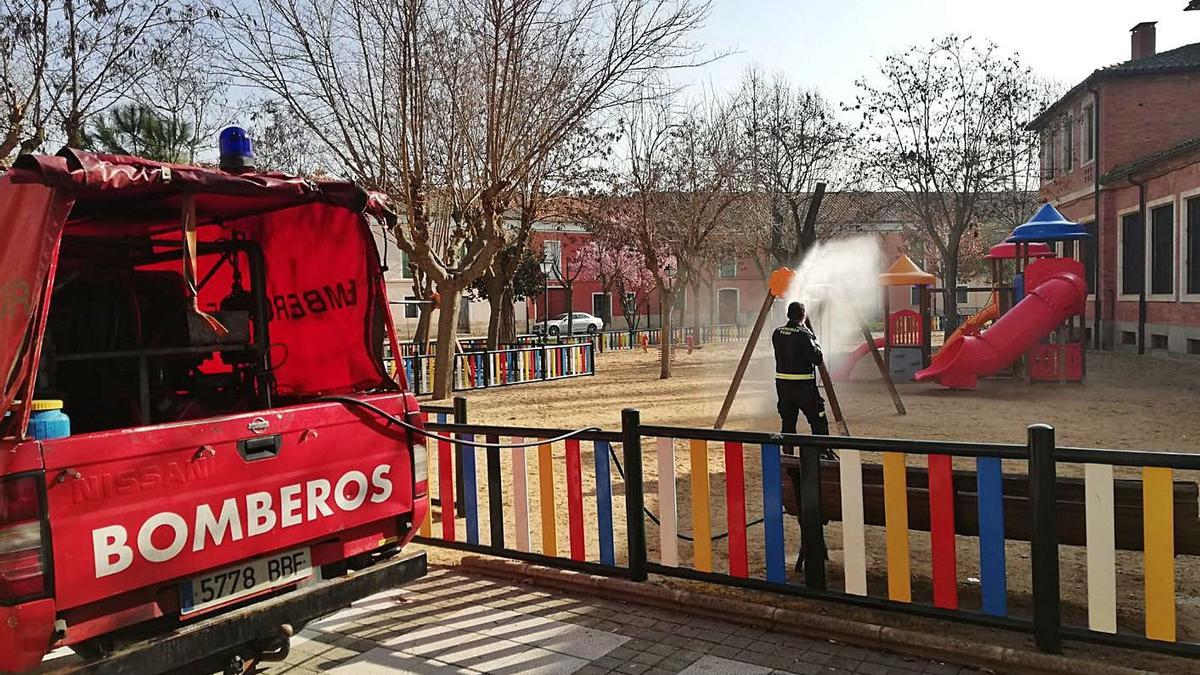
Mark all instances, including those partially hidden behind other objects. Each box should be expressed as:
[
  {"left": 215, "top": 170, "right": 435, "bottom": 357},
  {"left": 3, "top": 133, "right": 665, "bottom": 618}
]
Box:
[
  {"left": 714, "top": 290, "right": 776, "bottom": 429},
  {"left": 838, "top": 288, "right": 905, "bottom": 416},
  {"left": 806, "top": 317, "right": 850, "bottom": 436}
]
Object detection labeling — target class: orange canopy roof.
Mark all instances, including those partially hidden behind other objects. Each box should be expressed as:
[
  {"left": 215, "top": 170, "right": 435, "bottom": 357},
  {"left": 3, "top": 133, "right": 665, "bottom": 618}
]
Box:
[{"left": 879, "top": 255, "right": 935, "bottom": 286}]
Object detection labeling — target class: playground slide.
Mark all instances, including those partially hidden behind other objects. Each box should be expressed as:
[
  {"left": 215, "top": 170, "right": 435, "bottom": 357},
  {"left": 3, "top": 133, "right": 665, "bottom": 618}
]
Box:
[
  {"left": 832, "top": 337, "right": 886, "bottom": 381},
  {"left": 915, "top": 259, "right": 1087, "bottom": 389},
  {"left": 920, "top": 294, "right": 1000, "bottom": 378}
]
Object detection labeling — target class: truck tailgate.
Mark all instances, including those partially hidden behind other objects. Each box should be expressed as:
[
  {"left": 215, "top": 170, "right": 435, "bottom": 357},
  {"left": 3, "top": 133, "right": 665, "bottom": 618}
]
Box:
[{"left": 39, "top": 394, "right": 417, "bottom": 611}]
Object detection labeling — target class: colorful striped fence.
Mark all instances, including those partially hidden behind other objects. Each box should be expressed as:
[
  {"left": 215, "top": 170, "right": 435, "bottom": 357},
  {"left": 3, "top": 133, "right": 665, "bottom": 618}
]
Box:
[
  {"left": 387, "top": 324, "right": 746, "bottom": 372},
  {"left": 395, "top": 342, "right": 595, "bottom": 396},
  {"left": 413, "top": 399, "right": 1200, "bottom": 658},
  {"left": 414, "top": 405, "right": 625, "bottom": 574}
]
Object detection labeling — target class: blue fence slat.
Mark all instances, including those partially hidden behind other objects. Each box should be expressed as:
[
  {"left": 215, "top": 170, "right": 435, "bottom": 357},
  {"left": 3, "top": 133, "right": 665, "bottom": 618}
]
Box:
[
  {"left": 761, "top": 443, "right": 786, "bottom": 584},
  {"left": 976, "top": 456, "right": 1007, "bottom": 616},
  {"left": 594, "top": 441, "right": 615, "bottom": 566},
  {"left": 462, "top": 434, "right": 479, "bottom": 545}
]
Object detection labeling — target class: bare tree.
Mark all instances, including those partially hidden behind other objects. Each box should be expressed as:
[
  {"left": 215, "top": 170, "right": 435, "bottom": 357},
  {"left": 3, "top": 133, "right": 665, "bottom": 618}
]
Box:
[
  {"left": 855, "top": 35, "right": 1044, "bottom": 329},
  {"left": 249, "top": 100, "right": 332, "bottom": 176},
  {"left": 477, "top": 123, "right": 612, "bottom": 348},
  {"left": 134, "top": 14, "right": 231, "bottom": 163},
  {"left": 739, "top": 67, "right": 856, "bottom": 275},
  {"left": 599, "top": 89, "right": 749, "bottom": 378},
  {"left": 0, "top": 0, "right": 51, "bottom": 158},
  {"left": 2, "top": 2, "right": 222, "bottom": 160},
  {"left": 213, "top": 0, "right": 711, "bottom": 398},
  {"left": 47, "top": 0, "right": 191, "bottom": 147}
]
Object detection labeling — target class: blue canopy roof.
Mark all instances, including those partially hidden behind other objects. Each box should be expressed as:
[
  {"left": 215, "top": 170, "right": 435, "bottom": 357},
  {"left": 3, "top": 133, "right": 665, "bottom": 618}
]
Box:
[{"left": 1007, "top": 203, "right": 1093, "bottom": 243}]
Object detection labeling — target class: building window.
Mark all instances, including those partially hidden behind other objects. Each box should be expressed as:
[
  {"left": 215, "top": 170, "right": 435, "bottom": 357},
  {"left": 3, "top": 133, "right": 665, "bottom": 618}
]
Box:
[
  {"left": 1082, "top": 103, "right": 1095, "bottom": 163},
  {"left": 718, "top": 259, "right": 737, "bottom": 278},
  {"left": 1080, "top": 221, "right": 1096, "bottom": 293},
  {"left": 956, "top": 287, "right": 968, "bottom": 304},
  {"left": 1151, "top": 334, "right": 1169, "bottom": 350},
  {"left": 622, "top": 292, "right": 636, "bottom": 313},
  {"left": 400, "top": 250, "right": 414, "bottom": 279},
  {"left": 910, "top": 286, "right": 921, "bottom": 305},
  {"left": 1061, "top": 116, "right": 1073, "bottom": 171},
  {"left": 1150, "top": 203, "right": 1174, "bottom": 295},
  {"left": 1120, "top": 212, "right": 1143, "bottom": 295},
  {"left": 1187, "top": 196, "right": 1200, "bottom": 295},
  {"left": 592, "top": 293, "right": 611, "bottom": 322},
  {"left": 403, "top": 296, "right": 419, "bottom": 319},
  {"left": 543, "top": 239, "right": 562, "bottom": 274},
  {"left": 1041, "top": 129, "right": 1057, "bottom": 179}
]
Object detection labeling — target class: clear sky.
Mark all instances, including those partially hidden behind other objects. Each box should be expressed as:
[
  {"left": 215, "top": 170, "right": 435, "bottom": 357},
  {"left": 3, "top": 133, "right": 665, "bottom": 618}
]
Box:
[{"left": 679, "top": 0, "right": 1200, "bottom": 104}]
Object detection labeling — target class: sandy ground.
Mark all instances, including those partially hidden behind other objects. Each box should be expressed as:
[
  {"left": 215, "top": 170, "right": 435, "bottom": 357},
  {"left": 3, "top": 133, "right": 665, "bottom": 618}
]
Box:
[{"left": 417, "top": 340, "right": 1200, "bottom": 668}]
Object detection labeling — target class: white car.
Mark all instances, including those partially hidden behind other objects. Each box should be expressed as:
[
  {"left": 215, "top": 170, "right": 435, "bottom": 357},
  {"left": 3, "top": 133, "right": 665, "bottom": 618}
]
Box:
[{"left": 532, "top": 312, "right": 605, "bottom": 336}]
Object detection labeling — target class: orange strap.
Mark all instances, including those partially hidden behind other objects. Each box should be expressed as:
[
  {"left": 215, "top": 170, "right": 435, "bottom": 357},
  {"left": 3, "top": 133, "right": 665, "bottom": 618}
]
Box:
[{"left": 182, "top": 195, "right": 228, "bottom": 338}]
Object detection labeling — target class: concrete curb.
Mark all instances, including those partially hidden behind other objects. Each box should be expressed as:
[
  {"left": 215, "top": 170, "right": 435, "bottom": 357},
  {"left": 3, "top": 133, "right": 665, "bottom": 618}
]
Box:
[{"left": 457, "top": 556, "right": 1148, "bottom": 675}]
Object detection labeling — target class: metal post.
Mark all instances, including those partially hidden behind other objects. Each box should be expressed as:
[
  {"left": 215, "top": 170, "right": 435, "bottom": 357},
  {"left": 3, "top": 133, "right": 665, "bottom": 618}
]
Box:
[
  {"left": 799, "top": 444, "right": 825, "bottom": 590},
  {"left": 453, "top": 396, "right": 468, "bottom": 515},
  {"left": 486, "top": 433, "right": 503, "bottom": 548},
  {"left": 1028, "top": 423, "right": 1062, "bottom": 653},
  {"left": 919, "top": 285, "right": 932, "bottom": 368},
  {"left": 621, "top": 408, "right": 648, "bottom": 582}
]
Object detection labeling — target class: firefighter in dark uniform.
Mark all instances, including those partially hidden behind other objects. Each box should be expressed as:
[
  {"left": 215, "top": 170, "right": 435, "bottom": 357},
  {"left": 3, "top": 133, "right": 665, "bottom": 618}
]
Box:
[
  {"left": 772, "top": 301, "right": 830, "bottom": 572},
  {"left": 772, "top": 301, "right": 829, "bottom": 436}
]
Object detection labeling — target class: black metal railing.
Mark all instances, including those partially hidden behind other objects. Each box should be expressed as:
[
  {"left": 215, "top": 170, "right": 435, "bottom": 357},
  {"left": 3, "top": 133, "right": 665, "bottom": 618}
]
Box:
[{"left": 411, "top": 398, "right": 1200, "bottom": 658}]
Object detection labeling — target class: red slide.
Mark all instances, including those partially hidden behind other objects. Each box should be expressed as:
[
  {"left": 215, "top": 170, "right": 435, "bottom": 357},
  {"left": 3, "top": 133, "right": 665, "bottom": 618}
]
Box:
[
  {"left": 915, "top": 258, "right": 1087, "bottom": 389},
  {"left": 832, "top": 337, "right": 886, "bottom": 381}
]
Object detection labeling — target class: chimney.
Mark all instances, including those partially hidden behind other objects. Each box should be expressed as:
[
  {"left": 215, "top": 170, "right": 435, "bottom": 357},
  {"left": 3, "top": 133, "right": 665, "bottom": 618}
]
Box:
[{"left": 1131, "top": 21, "right": 1157, "bottom": 60}]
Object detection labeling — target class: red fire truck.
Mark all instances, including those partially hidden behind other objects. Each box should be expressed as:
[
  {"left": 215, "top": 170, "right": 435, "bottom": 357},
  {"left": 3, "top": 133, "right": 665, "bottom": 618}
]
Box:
[{"left": 0, "top": 143, "right": 429, "bottom": 673}]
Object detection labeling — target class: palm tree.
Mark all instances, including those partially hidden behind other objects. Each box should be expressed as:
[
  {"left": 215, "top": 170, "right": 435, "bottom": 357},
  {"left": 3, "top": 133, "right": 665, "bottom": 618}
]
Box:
[{"left": 90, "top": 103, "right": 194, "bottom": 162}]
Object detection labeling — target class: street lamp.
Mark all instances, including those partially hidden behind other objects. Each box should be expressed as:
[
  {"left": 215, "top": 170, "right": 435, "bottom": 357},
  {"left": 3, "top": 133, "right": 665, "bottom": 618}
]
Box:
[{"left": 540, "top": 254, "right": 553, "bottom": 344}]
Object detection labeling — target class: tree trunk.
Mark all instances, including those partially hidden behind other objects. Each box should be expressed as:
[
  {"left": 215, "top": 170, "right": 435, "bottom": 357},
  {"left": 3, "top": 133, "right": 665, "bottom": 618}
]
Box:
[
  {"left": 565, "top": 283, "right": 574, "bottom": 336},
  {"left": 413, "top": 305, "right": 432, "bottom": 349},
  {"left": 0, "top": 124, "right": 21, "bottom": 159},
  {"left": 659, "top": 289, "right": 673, "bottom": 379},
  {"left": 941, "top": 244, "right": 961, "bottom": 333},
  {"left": 481, "top": 270, "right": 508, "bottom": 349},
  {"left": 486, "top": 294, "right": 504, "bottom": 349},
  {"left": 432, "top": 285, "right": 462, "bottom": 399},
  {"left": 64, "top": 112, "right": 85, "bottom": 148},
  {"left": 498, "top": 287, "right": 517, "bottom": 343}
]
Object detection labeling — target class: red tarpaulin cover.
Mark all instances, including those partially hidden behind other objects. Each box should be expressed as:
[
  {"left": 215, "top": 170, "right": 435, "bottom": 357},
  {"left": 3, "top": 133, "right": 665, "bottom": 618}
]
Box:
[{"left": 1, "top": 148, "right": 395, "bottom": 420}]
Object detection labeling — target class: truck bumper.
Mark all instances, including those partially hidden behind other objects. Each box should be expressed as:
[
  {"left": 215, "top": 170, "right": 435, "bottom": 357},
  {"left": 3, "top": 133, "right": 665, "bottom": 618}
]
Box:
[
  {"left": 43, "top": 549, "right": 426, "bottom": 675},
  {"left": 1, "top": 599, "right": 57, "bottom": 673}
]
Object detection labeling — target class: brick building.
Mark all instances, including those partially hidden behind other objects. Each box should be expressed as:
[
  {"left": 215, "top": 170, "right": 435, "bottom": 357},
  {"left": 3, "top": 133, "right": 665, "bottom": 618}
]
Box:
[{"left": 1030, "top": 20, "right": 1200, "bottom": 355}]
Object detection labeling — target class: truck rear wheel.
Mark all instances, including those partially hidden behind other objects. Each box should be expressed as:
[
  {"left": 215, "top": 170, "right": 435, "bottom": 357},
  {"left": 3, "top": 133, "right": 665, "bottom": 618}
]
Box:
[{"left": 71, "top": 637, "right": 117, "bottom": 660}]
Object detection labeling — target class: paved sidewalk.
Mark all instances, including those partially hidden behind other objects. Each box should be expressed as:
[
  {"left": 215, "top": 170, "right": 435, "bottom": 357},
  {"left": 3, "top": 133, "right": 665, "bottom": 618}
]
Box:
[{"left": 262, "top": 568, "right": 977, "bottom": 675}]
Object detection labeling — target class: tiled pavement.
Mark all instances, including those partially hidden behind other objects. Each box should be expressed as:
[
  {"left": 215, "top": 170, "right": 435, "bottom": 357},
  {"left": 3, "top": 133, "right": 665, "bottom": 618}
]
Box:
[{"left": 261, "top": 569, "right": 977, "bottom": 675}]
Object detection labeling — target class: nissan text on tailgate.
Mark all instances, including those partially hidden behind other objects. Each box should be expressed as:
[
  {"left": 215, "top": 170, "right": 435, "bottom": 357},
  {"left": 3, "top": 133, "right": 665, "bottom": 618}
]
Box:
[{"left": 0, "top": 146, "right": 429, "bottom": 673}]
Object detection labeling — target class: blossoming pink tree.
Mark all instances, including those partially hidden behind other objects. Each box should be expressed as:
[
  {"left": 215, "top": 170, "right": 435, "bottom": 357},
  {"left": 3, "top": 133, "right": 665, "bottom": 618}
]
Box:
[{"left": 576, "top": 240, "right": 660, "bottom": 330}]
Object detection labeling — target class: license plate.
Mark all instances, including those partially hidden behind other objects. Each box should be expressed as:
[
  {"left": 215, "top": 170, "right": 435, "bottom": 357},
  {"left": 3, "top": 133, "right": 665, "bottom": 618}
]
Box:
[{"left": 179, "top": 547, "right": 311, "bottom": 617}]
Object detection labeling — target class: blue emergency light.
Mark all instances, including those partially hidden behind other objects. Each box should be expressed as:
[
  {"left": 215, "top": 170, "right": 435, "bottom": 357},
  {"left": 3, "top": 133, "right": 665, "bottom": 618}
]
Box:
[{"left": 219, "top": 126, "right": 255, "bottom": 172}]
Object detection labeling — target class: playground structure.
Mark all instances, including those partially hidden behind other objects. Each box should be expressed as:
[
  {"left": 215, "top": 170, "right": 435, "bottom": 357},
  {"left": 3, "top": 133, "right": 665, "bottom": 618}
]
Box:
[
  {"left": 830, "top": 254, "right": 936, "bottom": 383},
  {"left": 916, "top": 204, "right": 1092, "bottom": 388},
  {"left": 837, "top": 205, "right": 1092, "bottom": 390},
  {"left": 879, "top": 255, "right": 935, "bottom": 381}
]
